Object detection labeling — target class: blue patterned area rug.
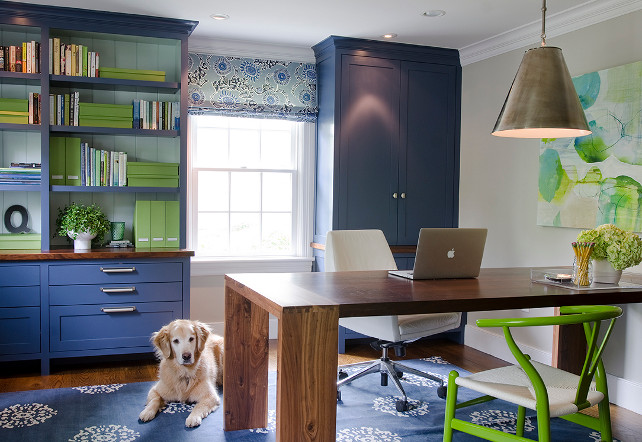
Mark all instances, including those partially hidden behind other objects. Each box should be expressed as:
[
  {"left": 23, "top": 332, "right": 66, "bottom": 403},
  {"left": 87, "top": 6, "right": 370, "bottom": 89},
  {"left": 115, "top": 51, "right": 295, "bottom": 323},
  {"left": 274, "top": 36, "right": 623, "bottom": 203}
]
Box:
[{"left": 0, "top": 357, "right": 613, "bottom": 441}]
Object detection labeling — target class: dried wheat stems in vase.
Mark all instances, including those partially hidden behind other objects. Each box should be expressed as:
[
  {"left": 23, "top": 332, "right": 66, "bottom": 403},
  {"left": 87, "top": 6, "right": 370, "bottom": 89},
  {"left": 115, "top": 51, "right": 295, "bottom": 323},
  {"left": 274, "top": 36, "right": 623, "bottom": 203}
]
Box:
[{"left": 572, "top": 242, "right": 594, "bottom": 286}]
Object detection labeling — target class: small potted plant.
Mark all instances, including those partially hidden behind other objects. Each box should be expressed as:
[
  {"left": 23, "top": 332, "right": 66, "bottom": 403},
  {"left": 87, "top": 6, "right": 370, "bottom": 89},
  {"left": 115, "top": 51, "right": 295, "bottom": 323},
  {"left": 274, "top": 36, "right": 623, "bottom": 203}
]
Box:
[
  {"left": 56, "top": 203, "right": 111, "bottom": 250},
  {"left": 576, "top": 224, "right": 642, "bottom": 283}
]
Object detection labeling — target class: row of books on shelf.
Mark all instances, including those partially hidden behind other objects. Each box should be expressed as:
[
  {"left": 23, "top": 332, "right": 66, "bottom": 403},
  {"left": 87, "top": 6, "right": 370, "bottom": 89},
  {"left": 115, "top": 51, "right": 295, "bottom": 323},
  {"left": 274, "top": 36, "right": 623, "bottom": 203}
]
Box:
[
  {"left": 50, "top": 38, "right": 99, "bottom": 77},
  {"left": 0, "top": 42, "right": 41, "bottom": 73},
  {"left": 0, "top": 163, "right": 41, "bottom": 184},
  {"left": 48, "top": 96, "right": 179, "bottom": 130},
  {"left": 50, "top": 136, "right": 128, "bottom": 187},
  {"left": 0, "top": 95, "right": 41, "bottom": 125},
  {"left": 134, "top": 100, "right": 180, "bottom": 130}
]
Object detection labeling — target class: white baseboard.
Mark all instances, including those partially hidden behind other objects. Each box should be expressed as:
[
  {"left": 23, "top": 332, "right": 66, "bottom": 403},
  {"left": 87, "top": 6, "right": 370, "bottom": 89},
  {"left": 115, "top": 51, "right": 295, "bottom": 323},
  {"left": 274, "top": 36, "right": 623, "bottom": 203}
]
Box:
[{"left": 464, "top": 325, "right": 642, "bottom": 414}]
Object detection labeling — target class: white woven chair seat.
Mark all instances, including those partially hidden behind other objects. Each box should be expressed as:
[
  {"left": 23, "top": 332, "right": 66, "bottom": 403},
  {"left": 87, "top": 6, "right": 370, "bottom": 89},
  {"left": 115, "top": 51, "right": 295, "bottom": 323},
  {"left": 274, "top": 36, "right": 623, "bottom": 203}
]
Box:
[
  {"left": 398, "top": 313, "right": 461, "bottom": 341},
  {"left": 455, "top": 360, "right": 604, "bottom": 418}
]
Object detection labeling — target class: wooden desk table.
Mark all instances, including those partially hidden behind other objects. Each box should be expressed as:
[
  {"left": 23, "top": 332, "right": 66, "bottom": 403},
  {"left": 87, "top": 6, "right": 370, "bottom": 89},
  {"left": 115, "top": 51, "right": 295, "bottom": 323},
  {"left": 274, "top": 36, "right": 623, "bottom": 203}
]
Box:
[{"left": 223, "top": 267, "right": 642, "bottom": 441}]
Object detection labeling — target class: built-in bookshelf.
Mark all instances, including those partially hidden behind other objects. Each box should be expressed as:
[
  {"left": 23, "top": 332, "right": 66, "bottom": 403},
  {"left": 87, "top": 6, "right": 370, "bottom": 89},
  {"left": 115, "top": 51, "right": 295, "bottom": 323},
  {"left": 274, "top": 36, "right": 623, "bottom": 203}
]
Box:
[{"left": 0, "top": 1, "right": 197, "bottom": 249}]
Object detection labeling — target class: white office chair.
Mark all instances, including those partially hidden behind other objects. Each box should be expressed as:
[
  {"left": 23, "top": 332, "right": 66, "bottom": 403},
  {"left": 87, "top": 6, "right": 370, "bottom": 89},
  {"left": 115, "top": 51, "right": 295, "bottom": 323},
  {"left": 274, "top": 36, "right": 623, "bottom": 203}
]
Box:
[{"left": 325, "top": 229, "right": 462, "bottom": 411}]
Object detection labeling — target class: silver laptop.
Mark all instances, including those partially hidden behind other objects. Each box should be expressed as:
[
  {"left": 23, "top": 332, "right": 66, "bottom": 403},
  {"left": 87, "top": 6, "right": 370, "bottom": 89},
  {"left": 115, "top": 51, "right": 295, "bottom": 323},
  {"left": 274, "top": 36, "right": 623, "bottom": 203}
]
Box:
[{"left": 389, "top": 228, "right": 487, "bottom": 280}]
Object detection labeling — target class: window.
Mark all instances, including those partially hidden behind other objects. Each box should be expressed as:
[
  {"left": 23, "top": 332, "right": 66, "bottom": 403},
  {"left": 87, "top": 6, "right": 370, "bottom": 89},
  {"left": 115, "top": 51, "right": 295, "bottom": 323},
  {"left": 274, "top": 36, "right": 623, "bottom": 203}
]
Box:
[{"left": 188, "top": 115, "right": 314, "bottom": 259}]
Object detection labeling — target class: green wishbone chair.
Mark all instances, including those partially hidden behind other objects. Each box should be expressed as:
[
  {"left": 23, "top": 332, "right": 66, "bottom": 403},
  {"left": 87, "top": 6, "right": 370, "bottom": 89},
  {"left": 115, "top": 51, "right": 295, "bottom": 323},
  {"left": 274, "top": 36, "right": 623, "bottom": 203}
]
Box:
[{"left": 443, "top": 305, "right": 622, "bottom": 442}]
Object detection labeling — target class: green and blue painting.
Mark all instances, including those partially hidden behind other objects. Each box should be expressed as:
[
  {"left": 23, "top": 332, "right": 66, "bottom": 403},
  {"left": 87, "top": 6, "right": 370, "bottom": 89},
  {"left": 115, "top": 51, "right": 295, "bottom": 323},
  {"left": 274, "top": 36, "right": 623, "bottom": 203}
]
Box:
[{"left": 538, "top": 60, "right": 642, "bottom": 231}]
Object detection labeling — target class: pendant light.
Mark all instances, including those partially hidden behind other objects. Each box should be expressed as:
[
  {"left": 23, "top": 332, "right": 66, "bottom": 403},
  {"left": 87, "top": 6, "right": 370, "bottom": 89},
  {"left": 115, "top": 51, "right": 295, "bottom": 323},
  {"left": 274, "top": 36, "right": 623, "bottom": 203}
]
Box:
[{"left": 491, "top": 0, "right": 591, "bottom": 138}]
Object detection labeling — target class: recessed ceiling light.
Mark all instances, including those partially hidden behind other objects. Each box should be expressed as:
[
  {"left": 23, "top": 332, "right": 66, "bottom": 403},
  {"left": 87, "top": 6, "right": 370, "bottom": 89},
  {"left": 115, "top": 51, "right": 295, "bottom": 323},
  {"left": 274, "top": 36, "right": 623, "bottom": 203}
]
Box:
[
  {"left": 422, "top": 10, "right": 446, "bottom": 17},
  {"left": 382, "top": 33, "right": 397, "bottom": 39},
  {"left": 210, "top": 13, "right": 229, "bottom": 20}
]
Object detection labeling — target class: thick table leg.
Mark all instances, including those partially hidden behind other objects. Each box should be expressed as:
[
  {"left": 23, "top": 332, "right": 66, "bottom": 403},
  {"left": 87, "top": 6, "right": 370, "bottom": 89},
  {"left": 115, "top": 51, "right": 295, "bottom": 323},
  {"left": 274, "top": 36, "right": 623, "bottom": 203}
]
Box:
[
  {"left": 552, "top": 307, "right": 586, "bottom": 375},
  {"left": 277, "top": 306, "right": 339, "bottom": 441},
  {"left": 223, "top": 285, "right": 270, "bottom": 431}
]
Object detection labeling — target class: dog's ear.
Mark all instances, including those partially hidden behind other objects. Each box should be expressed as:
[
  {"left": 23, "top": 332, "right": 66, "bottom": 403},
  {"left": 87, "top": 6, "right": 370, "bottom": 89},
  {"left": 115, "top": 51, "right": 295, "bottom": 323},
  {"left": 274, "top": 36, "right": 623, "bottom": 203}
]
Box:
[
  {"left": 195, "top": 322, "right": 210, "bottom": 354},
  {"left": 153, "top": 325, "right": 173, "bottom": 359}
]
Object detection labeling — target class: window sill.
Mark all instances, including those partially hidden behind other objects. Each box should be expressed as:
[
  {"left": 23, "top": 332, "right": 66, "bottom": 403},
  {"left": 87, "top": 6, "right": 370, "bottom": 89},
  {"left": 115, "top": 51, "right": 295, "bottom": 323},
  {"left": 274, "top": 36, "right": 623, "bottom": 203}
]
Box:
[{"left": 190, "top": 256, "right": 314, "bottom": 277}]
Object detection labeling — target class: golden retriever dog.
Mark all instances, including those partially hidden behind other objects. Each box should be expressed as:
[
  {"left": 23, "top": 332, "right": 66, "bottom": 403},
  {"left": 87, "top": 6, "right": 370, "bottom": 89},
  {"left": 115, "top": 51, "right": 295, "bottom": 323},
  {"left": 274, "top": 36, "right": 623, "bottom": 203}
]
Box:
[{"left": 139, "top": 319, "right": 224, "bottom": 427}]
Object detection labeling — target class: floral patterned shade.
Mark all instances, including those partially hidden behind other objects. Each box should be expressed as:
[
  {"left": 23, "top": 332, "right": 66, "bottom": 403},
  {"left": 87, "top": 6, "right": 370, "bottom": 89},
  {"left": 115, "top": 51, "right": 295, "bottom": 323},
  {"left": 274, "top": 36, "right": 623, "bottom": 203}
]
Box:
[{"left": 187, "top": 53, "right": 317, "bottom": 121}]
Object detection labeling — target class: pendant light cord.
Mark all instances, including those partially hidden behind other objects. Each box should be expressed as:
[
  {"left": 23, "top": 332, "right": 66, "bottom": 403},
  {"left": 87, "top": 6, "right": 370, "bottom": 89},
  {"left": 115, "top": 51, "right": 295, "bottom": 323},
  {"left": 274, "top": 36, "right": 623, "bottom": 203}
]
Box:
[{"left": 541, "top": 0, "right": 547, "bottom": 46}]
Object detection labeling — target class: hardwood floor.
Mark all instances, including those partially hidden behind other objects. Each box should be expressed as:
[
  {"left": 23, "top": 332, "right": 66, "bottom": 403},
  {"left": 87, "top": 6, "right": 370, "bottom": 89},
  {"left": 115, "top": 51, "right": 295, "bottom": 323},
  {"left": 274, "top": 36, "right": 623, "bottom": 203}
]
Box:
[{"left": 1, "top": 339, "right": 640, "bottom": 440}]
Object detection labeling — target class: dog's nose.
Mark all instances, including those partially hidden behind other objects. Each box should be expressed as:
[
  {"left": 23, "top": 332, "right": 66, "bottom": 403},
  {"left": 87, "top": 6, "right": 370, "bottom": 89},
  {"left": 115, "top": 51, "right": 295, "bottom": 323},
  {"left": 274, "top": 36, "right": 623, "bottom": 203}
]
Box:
[{"left": 182, "top": 352, "right": 192, "bottom": 362}]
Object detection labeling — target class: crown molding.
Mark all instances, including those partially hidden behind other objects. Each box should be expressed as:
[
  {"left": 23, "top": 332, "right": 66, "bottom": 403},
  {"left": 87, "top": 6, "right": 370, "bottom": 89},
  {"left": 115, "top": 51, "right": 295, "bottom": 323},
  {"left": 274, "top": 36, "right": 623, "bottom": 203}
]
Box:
[
  {"left": 460, "top": 0, "right": 642, "bottom": 66},
  {"left": 188, "top": 36, "right": 315, "bottom": 63}
]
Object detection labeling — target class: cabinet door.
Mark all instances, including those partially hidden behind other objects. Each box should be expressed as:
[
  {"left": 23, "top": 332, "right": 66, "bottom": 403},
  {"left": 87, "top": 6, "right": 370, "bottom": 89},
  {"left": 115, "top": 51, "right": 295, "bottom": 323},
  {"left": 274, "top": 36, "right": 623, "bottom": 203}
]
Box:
[
  {"left": 338, "top": 55, "right": 400, "bottom": 242},
  {"left": 398, "top": 62, "right": 459, "bottom": 245}
]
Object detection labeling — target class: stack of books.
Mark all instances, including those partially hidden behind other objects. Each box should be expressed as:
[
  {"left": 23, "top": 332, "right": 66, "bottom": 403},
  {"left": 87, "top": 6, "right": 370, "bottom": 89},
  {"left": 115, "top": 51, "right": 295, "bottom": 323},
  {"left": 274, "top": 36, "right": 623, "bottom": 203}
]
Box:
[
  {"left": 0, "top": 233, "right": 41, "bottom": 250},
  {"left": 0, "top": 163, "right": 41, "bottom": 185},
  {"left": 133, "top": 100, "right": 179, "bottom": 130},
  {"left": 0, "top": 97, "right": 28, "bottom": 124},
  {"left": 50, "top": 38, "right": 99, "bottom": 77},
  {"left": 0, "top": 41, "right": 41, "bottom": 73},
  {"left": 127, "top": 162, "right": 178, "bottom": 187},
  {"left": 78, "top": 102, "right": 133, "bottom": 128}
]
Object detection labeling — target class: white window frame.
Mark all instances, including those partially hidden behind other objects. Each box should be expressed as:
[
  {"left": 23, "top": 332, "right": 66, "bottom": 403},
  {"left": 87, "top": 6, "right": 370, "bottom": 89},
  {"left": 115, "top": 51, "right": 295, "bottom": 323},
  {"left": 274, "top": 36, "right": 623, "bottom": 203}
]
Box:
[{"left": 187, "top": 114, "right": 315, "bottom": 276}]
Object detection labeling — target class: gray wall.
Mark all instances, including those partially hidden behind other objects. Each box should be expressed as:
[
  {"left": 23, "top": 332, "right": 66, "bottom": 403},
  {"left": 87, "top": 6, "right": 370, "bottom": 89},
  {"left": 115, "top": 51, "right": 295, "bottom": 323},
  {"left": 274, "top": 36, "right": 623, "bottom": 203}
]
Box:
[{"left": 460, "top": 10, "right": 642, "bottom": 388}]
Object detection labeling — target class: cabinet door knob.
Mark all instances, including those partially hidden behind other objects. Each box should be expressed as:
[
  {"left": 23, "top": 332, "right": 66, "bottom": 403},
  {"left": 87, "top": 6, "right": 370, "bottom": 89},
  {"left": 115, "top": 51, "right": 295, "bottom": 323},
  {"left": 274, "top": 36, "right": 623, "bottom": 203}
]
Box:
[
  {"left": 401, "top": 192, "right": 406, "bottom": 199},
  {"left": 100, "top": 287, "right": 136, "bottom": 293},
  {"left": 393, "top": 193, "right": 398, "bottom": 199}
]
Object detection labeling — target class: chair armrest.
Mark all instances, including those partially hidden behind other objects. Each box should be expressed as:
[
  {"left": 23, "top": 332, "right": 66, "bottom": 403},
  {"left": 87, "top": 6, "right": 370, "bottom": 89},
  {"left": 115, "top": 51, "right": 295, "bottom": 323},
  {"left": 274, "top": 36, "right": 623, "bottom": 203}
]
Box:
[{"left": 476, "top": 305, "right": 621, "bottom": 328}]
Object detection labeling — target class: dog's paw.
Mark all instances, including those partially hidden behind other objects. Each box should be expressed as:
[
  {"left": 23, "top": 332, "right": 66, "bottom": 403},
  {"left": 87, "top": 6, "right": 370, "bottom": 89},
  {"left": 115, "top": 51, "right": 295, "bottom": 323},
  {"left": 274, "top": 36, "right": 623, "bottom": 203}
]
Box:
[
  {"left": 185, "top": 414, "right": 202, "bottom": 427},
  {"left": 139, "top": 406, "right": 158, "bottom": 422}
]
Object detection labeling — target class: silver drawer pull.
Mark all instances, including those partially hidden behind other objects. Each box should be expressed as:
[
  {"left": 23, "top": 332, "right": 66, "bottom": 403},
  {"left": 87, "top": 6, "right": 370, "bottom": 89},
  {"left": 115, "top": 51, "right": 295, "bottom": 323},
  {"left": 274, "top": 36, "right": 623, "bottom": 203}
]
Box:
[
  {"left": 100, "top": 267, "right": 136, "bottom": 273},
  {"left": 101, "top": 306, "right": 137, "bottom": 313},
  {"left": 100, "top": 287, "right": 136, "bottom": 293}
]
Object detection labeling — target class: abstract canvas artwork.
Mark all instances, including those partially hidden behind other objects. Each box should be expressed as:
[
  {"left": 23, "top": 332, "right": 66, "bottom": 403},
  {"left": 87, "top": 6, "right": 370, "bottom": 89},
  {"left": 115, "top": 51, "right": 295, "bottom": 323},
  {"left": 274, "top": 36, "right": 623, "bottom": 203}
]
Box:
[{"left": 538, "top": 60, "right": 642, "bottom": 231}]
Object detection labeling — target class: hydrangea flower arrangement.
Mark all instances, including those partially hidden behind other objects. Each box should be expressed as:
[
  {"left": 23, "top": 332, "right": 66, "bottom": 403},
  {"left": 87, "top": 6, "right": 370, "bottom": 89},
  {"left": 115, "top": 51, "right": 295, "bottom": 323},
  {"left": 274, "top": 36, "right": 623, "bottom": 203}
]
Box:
[{"left": 576, "top": 224, "right": 642, "bottom": 270}]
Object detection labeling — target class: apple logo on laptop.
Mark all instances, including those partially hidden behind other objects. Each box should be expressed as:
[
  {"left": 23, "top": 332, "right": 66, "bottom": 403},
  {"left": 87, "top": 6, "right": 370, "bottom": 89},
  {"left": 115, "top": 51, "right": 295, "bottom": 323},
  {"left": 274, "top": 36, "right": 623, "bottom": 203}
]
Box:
[{"left": 447, "top": 248, "right": 455, "bottom": 259}]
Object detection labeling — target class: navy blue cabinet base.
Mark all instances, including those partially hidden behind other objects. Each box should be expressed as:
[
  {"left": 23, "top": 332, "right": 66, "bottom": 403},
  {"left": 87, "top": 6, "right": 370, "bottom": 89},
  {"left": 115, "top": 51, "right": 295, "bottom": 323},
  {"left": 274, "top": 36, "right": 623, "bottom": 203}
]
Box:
[{"left": 0, "top": 249, "right": 193, "bottom": 375}]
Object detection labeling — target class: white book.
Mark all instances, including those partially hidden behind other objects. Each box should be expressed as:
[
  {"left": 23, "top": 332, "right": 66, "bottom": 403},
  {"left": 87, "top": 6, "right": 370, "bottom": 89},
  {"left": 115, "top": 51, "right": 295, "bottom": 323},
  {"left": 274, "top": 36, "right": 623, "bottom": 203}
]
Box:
[
  {"left": 90, "top": 52, "right": 95, "bottom": 78},
  {"left": 122, "top": 153, "right": 127, "bottom": 186},
  {"left": 95, "top": 52, "right": 99, "bottom": 77},
  {"left": 26, "top": 41, "right": 31, "bottom": 73},
  {"left": 65, "top": 46, "right": 71, "bottom": 76},
  {"left": 73, "top": 91, "right": 79, "bottom": 126},
  {"left": 31, "top": 40, "right": 36, "bottom": 73},
  {"left": 118, "top": 152, "right": 125, "bottom": 186}
]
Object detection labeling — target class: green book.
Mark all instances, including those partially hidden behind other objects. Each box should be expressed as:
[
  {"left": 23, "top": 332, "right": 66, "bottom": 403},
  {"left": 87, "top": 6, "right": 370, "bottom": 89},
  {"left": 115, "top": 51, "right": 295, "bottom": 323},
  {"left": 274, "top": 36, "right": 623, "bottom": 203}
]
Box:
[
  {"left": 65, "top": 137, "right": 81, "bottom": 186},
  {"left": 78, "top": 117, "right": 132, "bottom": 129},
  {"left": 0, "top": 97, "right": 28, "bottom": 112},
  {"left": 134, "top": 200, "right": 151, "bottom": 248},
  {"left": 82, "top": 45, "right": 88, "bottom": 77},
  {"left": 99, "top": 67, "right": 166, "bottom": 82},
  {"left": 64, "top": 94, "right": 70, "bottom": 126},
  {"left": 165, "top": 201, "right": 180, "bottom": 248},
  {"left": 126, "top": 176, "right": 179, "bottom": 187},
  {"left": 0, "top": 233, "right": 41, "bottom": 250},
  {"left": 49, "top": 137, "right": 66, "bottom": 185},
  {"left": 0, "top": 115, "right": 29, "bottom": 124},
  {"left": 150, "top": 201, "right": 166, "bottom": 247},
  {"left": 79, "top": 103, "right": 133, "bottom": 118},
  {"left": 127, "top": 161, "right": 179, "bottom": 176}
]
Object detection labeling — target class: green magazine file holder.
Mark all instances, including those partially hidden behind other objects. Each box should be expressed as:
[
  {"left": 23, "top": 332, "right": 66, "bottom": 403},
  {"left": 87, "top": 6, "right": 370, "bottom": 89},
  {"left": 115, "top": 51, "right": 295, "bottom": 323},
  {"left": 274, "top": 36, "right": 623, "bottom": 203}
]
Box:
[{"left": 443, "top": 305, "right": 622, "bottom": 442}]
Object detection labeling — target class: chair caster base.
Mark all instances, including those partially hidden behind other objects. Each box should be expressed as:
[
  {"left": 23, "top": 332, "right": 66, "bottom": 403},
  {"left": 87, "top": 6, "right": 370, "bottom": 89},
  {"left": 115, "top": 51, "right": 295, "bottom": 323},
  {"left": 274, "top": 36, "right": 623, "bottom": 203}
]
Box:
[
  {"left": 437, "top": 385, "right": 447, "bottom": 399},
  {"left": 337, "top": 390, "right": 341, "bottom": 401},
  {"left": 338, "top": 370, "right": 348, "bottom": 380},
  {"left": 396, "top": 399, "right": 409, "bottom": 412}
]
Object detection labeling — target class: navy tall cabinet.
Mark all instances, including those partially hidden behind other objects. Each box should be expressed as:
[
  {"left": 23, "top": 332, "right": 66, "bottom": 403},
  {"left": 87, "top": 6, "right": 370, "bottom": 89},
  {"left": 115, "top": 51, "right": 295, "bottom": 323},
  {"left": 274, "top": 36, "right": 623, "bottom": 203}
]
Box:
[
  {"left": 312, "top": 36, "right": 463, "bottom": 350},
  {"left": 312, "top": 36, "right": 462, "bottom": 271}
]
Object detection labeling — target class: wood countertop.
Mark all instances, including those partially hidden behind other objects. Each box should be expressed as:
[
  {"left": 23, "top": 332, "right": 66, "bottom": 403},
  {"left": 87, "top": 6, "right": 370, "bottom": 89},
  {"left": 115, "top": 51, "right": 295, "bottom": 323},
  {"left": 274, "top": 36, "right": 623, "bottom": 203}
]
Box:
[{"left": 0, "top": 248, "right": 195, "bottom": 261}]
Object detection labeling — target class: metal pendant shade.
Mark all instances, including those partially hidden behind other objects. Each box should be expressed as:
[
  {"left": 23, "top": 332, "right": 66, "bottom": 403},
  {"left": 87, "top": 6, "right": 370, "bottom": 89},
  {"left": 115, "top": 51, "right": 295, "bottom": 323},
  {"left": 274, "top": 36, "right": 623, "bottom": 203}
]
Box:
[{"left": 492, "top": 0, "right": 591, "bottom": 138}]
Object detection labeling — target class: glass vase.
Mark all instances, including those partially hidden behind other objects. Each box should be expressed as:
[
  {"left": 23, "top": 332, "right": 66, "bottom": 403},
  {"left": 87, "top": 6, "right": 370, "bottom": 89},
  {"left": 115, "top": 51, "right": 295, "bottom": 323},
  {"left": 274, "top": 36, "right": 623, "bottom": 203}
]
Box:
[{"left": 572, "top": 256, "right": 593, "bottom": 287}]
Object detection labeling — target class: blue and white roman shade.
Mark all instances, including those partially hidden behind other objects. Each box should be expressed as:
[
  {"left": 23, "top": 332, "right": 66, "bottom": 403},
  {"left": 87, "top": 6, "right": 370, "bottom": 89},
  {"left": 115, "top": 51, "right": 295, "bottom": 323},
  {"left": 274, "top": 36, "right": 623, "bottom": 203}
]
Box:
[{"left": 187, "top": 53, "right": 317, "bottom": 121}]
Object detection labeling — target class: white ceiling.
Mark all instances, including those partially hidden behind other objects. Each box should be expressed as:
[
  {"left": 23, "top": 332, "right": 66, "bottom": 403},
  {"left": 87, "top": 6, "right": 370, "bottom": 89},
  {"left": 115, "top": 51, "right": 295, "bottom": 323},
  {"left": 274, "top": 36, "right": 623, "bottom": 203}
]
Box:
[{"left": 9, "top": 0, "right": 642, "bottom": 64}]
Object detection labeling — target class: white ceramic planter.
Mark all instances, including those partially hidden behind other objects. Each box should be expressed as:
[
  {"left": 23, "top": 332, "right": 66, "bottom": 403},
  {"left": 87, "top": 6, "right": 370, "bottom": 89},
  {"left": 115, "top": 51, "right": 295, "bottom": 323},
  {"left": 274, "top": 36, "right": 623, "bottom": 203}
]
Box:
[
  {"left": 69, "top": 231, "right": 97, "bottom": 250},
  {"left": 592, "top": 259, "right": 622, "bottom": 284}
]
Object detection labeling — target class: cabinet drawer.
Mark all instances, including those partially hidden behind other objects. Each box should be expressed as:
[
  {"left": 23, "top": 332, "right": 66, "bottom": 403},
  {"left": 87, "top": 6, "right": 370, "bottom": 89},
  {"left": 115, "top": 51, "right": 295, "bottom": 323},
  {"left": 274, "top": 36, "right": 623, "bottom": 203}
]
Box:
[
  {"left": 49, "top": 282, "right": 182, "bottom": 305},
  {"left": 0, "top": 307, "right": 40, "bottom": 355},
  {"left": 0, "top": 265, "right": 39, "bottom": 287},
  {"left": 49, "top": 262, "right": 182, "bottom": 285},
  {"left": 50, "top": 301, "right": 182, "bottom": 352},
  {"left": 0, "top": 286, "right": 40, "bottom": 308}
]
